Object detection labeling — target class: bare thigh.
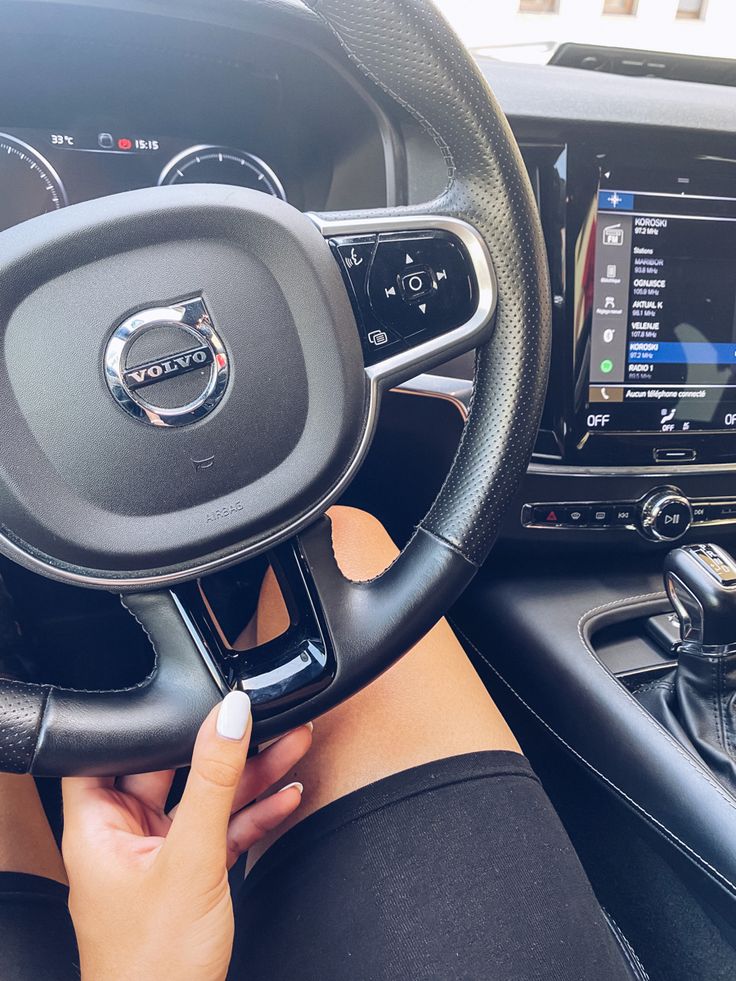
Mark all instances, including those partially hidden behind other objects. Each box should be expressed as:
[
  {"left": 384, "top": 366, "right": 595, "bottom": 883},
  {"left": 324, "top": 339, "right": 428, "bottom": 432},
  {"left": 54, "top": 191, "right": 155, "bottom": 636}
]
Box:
[
  {"left": 247, "top": 505, "right": 521, "bottom": 867},
  {"left": 0, "top": 773, "right": 67, "bottom": 884}
]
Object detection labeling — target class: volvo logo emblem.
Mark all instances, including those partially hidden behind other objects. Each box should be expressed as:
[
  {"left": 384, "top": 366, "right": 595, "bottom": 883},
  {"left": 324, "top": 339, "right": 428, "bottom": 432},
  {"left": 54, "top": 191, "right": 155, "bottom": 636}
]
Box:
[
  {"left": 104, "top": 296, "right": 229, "bottom": 427},
  {"left": 123, "top": 346, "right": 213, "bottom": 390}
]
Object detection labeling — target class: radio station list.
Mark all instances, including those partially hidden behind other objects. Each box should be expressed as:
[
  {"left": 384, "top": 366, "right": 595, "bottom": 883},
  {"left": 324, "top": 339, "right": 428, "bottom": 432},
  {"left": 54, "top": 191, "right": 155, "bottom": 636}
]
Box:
[{"left": 587, "top": 193, "right": 736, "bottom": 434}]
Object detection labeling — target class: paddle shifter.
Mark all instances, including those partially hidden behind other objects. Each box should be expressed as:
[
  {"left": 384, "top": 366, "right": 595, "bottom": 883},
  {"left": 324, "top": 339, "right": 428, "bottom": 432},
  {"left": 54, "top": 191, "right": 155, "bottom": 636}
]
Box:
[{"left": 637, "top": 544, "right": 736, "bottom": 791}]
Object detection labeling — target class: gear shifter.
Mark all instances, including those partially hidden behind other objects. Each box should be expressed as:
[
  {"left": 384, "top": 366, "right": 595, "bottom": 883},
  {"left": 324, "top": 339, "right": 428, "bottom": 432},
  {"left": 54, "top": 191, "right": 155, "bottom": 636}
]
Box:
[
  {"left": 637, "top": 544, "right": 736, "bottom": 792},
  {"left": 664, "top": 543, "right": 736, "bottom": 653}
]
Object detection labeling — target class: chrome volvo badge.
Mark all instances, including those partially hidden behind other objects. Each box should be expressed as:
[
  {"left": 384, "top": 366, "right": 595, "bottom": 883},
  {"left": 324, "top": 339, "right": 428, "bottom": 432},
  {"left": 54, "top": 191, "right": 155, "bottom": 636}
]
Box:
[{"left": 104, "top": 296, "right": 229, "bottom": 427}]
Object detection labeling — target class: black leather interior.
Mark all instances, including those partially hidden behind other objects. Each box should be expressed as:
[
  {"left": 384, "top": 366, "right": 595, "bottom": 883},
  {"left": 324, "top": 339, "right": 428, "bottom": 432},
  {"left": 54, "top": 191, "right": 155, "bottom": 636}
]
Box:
[
  {"left": 602, "top": 910, "right": 651, "bottom": 981},
  {"left": 636, "top": 650, "right": 736, "bottom": 797},
  {"left": 454, "top": 562, "right": 736, "bottom": 916},
  {"left": 307, "top": 0, "right": 551, "bottom": 567},
  {"left": 0, "top": 679, "right": 44, "bottom": 774},
  {"left": 19, "top": 593, "right": 223, "bottom": 777},
  {"left": 0, "top": 0, "right": 552, "bottom": 774}
]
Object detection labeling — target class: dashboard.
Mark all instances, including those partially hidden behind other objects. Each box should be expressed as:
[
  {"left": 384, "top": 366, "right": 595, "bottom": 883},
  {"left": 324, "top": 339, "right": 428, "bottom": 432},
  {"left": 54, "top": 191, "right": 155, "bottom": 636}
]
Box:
[
  {"left": 0, "top": 127, "right": 287, "bottom": 232},
  {"left": 405, "top": 59, "right": 736, "bottom": 551},
  {"left": 0, "top": 1, "right": 392, "bottom": 224},
  {"left": 1, "top": 0, "right": 736, "bottom": 557}
]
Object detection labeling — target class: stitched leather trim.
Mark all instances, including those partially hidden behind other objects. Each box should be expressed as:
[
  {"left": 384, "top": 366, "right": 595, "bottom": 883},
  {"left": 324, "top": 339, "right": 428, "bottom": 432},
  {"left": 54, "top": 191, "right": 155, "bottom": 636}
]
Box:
[
  {"left": 310, "top": 1, "right": 456, "bottom": 191},
  {"left": 419, "top": 527, "right": 481, "bottom": 569},
  {"left": 455, "top": 625, "right": 736, "bottom": 900},
  {"left": 577, "top": 593, "right": 736, "bottom": 811},
  {"left": 602, "top": 909, "right": 651, "bottom": 981}
]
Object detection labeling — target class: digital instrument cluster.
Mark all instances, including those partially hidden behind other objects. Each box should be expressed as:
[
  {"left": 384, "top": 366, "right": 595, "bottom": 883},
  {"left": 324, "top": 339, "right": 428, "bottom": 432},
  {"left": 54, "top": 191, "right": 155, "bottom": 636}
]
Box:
[{"left": 0, "top": 127, "right": 286, "bottom": 233}]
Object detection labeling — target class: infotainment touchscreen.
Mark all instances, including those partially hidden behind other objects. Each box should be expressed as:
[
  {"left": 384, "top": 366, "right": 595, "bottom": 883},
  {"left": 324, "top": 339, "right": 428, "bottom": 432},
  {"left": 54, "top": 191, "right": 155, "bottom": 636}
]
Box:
[{"left": 586, "top": 182, "right": 736, "bottom": 436}]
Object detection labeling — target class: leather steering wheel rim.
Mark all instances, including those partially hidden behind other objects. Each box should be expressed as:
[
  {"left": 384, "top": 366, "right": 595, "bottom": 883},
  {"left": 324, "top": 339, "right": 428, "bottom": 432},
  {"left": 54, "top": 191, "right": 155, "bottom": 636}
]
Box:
[{"left": 0, "top": 0, "right": 550, "bottom": 775}]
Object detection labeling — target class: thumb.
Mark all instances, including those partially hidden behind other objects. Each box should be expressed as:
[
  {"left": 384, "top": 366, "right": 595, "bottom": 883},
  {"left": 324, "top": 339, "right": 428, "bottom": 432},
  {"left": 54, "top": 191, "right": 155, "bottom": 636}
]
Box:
[{"left": 165, "top": 690, "right": 252, "bottom": 869}]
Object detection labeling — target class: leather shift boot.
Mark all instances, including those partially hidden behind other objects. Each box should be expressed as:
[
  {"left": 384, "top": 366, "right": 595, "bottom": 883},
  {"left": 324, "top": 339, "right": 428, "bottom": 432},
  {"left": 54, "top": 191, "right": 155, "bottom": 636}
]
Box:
[{"left": 636, "top": 648, "right": 736, "bottom": 794}]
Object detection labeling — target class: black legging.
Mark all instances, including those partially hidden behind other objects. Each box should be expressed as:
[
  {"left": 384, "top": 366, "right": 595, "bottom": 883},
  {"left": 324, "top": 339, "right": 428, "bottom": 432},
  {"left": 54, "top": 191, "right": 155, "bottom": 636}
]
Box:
[{"left": 0, "top": 753, "right": 635, "bottom": 980}]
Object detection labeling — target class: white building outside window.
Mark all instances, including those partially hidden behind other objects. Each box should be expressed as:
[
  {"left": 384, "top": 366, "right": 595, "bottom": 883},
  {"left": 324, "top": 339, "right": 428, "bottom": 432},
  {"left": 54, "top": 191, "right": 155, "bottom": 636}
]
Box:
[{"left": 434, "top": 0, "right": 733, "bottom": 61}]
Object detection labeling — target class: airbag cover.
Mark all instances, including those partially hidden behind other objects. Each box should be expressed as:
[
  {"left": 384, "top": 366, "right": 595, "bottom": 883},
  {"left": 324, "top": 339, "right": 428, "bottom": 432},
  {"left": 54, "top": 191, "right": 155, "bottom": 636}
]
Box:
[{"left": 0, "top": 185, "right": 366, "bottom": 581}]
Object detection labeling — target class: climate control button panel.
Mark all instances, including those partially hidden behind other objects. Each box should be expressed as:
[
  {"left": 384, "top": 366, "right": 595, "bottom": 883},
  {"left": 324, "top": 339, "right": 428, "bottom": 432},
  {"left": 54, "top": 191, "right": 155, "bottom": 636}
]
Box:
[{"left": 522, "top": 487, "right": 736, "bottom": 542}]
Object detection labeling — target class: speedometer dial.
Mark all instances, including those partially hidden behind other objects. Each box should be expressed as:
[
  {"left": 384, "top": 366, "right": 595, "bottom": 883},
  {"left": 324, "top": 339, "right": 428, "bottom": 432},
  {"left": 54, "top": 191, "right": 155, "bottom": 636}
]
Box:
[
  {"left": 0, "top": 133, "right": 67, "bottom": 232},
  {"left": 158, "top": 145, "right": 286, "bottom": 200}
]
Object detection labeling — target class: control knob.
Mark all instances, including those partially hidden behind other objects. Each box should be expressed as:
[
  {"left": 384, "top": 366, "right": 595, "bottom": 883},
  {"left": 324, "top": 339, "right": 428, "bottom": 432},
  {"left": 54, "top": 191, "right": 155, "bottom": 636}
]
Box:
[{"left": 640, "top": 487, "right": 693, "bottom": 542}]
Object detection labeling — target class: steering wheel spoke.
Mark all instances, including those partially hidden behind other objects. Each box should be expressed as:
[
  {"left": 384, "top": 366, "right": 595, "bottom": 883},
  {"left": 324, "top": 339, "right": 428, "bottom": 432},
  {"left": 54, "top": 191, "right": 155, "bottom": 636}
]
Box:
[
  {"left": 239, "top": 512, "right": 477, "bottom": 739},
  {"left": 311, "top": 210, "right": 497, "bottom": 388},
  {"left": 172, "top": 528, "right": 336, "bottom": 735},
  {"left": 169, "top": 508, "right": 481, "bottom": 743}
]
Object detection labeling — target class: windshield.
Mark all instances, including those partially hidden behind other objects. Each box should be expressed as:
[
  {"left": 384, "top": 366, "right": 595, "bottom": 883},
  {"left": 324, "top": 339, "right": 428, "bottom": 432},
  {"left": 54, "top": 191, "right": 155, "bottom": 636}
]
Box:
[{"left": 436, "top": 0, "right": 732, "bottom": 63}]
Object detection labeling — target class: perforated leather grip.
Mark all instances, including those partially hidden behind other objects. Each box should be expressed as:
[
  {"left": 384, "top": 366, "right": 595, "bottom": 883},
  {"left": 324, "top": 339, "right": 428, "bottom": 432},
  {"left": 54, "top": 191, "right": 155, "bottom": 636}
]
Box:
[
  {"left": 0, "top": 593, "right": 222, "bottom": 776},
  {"left": 307, "top": 0, "right": 552, "bottom": 566}
]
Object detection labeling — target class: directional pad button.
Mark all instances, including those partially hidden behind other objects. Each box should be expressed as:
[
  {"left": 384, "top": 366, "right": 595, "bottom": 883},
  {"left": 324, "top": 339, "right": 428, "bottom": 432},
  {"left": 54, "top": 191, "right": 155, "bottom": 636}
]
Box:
[
  {"left": 366, "top": 231, "right": 476, "bottom": 342},
  {"left": 399, "top": 265, "right": 434, "bottom": 303}
]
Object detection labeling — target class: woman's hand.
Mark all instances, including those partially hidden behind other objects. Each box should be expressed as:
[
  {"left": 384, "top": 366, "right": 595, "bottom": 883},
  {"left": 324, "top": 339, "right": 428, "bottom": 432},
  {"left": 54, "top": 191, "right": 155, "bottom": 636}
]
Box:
[{"left": 62, "top": 692, "right": 312, "bottom": 981}]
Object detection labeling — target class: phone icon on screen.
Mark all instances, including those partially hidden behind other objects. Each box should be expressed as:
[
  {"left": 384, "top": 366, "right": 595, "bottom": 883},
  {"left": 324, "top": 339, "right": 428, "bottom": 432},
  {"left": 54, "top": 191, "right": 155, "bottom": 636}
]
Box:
[{"left": 601, "top": 388, "right": 610, "bottom": 400}]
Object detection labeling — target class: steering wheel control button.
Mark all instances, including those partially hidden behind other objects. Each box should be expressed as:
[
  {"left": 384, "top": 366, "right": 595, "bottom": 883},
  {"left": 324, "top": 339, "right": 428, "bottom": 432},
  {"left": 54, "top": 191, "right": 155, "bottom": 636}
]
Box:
[
  {"left": 367, "top": 231, "right": 476, "bottom": 341},
  {"left": 399, "top": 265, "right": 434, "bottom": 303},
  {"left": 640, "top": 488, "right": 693, "bottom": 542},
  {"left": 365, "top": 324, "right": 403, "bottom": 350},
  {"left": 329, "top": 234, "right": 407, "bottom": 365},
  {"left": 104, "top": 296, "right": 229, "bottom": 428},
  {"left": 329, "top": 234, "right": 376, "bottom": 300}
]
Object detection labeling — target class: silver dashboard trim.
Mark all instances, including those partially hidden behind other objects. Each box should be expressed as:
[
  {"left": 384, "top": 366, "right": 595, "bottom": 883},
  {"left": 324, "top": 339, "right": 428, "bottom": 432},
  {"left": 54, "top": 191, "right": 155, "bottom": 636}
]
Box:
[
  {"left": 392, "top": 373, "right": 472, "bottom": 420},
  {"left": 391, "top": 378, "right": 736, "bottom": 479},
  {"left": 528, "top": 460, "right": 736, "bottom": 478}
]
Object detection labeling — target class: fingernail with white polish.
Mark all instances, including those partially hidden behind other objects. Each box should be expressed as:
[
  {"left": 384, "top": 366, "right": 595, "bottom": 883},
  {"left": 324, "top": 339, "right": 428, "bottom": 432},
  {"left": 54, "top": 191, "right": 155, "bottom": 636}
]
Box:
[
  {"left": 305, "top": 721, "right": 314, "bottom": 733},
  {"left": 279, "top": 781, "right": 303, "bottom": 795},
  {"left": 216, "top": 690, "right": 251, "bottom": 741}
]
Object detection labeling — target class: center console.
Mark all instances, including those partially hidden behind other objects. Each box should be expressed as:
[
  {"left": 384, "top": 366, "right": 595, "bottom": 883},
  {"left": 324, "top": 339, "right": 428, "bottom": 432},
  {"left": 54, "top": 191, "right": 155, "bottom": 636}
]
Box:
[
  {"left": 489, "top": 132, "right": 736, "bottom": 547},
  {"left": 454, "top": 541, "right": 736, "bottom": 931},
  {"left": 429, "top": 117, "right": 736, "bottom": 966}
]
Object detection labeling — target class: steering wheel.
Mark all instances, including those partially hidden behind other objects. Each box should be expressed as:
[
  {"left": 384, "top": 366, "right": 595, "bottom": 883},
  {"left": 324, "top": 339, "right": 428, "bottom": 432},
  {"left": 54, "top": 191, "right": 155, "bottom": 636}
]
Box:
[{"left": 0, "top": 0, "right": 550, "bottom": 775}]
